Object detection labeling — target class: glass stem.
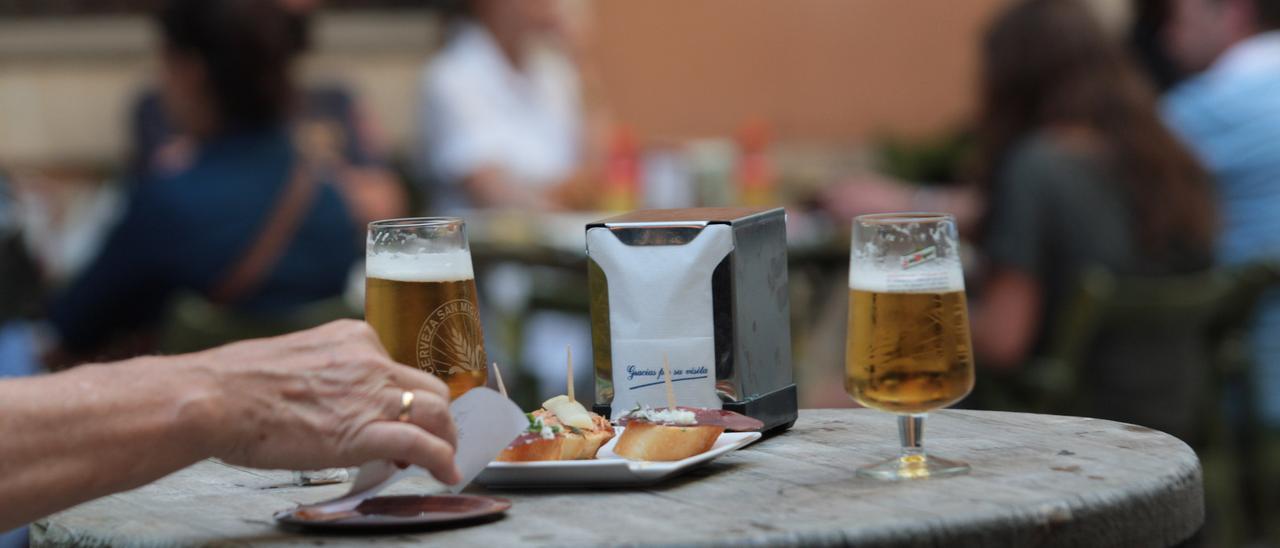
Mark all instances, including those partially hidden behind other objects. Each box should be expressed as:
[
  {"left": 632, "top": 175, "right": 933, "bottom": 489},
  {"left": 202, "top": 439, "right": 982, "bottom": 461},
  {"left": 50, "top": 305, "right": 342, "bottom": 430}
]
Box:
[{"left": 898, "top": 414, "right": 926, "bottom": 459}]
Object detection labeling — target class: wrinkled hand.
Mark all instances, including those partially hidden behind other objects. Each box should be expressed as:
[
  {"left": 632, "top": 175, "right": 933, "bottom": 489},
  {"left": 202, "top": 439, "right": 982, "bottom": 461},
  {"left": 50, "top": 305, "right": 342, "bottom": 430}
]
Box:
[{"left": 195, "top": 320, "right": 460, "bottom": 484}]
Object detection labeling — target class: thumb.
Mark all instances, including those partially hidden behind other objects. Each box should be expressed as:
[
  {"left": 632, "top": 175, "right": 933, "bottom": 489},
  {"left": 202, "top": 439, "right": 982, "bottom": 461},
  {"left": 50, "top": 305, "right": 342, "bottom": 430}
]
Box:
[{"left": 346, "top": 421, "right": 462, "bottom": 485}]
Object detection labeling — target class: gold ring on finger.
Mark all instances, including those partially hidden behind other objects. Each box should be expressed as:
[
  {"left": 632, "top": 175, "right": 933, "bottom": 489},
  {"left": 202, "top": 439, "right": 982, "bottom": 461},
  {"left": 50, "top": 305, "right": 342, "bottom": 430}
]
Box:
[{"left": 398, "top": 390, "right": 415, "bottom": 422}]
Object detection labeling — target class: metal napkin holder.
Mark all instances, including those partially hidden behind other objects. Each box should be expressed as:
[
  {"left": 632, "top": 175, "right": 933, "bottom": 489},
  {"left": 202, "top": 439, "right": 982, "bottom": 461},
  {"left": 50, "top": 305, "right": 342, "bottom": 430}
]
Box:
[{"left": 586, "top": 207, "right": 797, "bottom": 433}]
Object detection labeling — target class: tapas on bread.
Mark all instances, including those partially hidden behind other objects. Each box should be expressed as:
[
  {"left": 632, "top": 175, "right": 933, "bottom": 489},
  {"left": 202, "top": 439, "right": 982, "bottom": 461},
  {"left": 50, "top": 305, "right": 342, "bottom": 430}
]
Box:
[
  {"left": 495, "top": 413, "right": 564, "bottom": 462},
  {"left": 495, "top": 401, "right": 764, "bottom": 463},
  {"left": 491, "top": 350, "right": 763, "bottom": 474},
  {"left": 495, "top": 396, "right": 615, "bottom": 462},
  {"left": 476, "top": 429, "right": 762, "bottom": 487},
  {"left": 613, "top": 405, "right": 765, "bottom": 461}
]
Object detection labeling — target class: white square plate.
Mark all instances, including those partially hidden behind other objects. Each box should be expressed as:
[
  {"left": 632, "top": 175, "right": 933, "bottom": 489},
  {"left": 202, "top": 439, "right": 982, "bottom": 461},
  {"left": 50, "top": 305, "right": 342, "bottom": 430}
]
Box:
[{"left": 474, "top": 427, "right": 762, "bottom": 487}]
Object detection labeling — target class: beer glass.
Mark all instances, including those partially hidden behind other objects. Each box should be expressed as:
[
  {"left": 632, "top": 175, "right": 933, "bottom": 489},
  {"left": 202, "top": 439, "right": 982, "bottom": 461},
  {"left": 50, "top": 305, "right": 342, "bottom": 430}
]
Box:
[
  {"left": 846, "top": 213, "right": 974, "bottom": 480},
  {"left": 366, "top": 218, "right": 487, "bottom": 400}
]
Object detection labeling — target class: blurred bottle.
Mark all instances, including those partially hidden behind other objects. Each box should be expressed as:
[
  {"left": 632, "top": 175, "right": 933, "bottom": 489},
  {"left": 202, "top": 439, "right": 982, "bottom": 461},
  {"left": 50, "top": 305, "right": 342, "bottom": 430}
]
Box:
[
  {"left": 601, "top": 126, "right": 639, "bottom": 212},
  {"left": 736, "top": 119, "right": 776, "bottom": 208},
  {"left": 641, "top": 146, "right": 694, "bottom": 209},
  {"left": 687, "top": 139, "right": 737, "bottom": 207}
]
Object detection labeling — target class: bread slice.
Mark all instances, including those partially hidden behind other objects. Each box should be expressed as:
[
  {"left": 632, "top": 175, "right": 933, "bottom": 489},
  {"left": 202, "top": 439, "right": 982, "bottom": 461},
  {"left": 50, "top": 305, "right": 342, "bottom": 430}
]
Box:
[
  {"left": 496, "top": 434, "right": 564, "bottom": 462},
  {"left": 575, "top": 414, "right": 616, "bottom": 459},
  {"left": 557, "top": 432, "right": 587, "bottom": 460},
  {"left": 612, "top": 421, "right": 724, "bottom": 461}
]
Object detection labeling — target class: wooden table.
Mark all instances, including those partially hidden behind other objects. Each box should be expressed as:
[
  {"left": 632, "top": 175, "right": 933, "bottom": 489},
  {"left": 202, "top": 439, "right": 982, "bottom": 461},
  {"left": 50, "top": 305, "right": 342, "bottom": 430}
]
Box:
[{"left": 32, "top": 410, "right": 1203, "bottom": 547}]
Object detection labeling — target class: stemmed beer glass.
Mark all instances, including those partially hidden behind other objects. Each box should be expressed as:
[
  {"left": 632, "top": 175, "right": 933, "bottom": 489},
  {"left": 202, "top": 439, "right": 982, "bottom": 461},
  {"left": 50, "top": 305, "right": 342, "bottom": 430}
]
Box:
[{"left": 845, "top": 213, "right": 975, "bottom": 480}]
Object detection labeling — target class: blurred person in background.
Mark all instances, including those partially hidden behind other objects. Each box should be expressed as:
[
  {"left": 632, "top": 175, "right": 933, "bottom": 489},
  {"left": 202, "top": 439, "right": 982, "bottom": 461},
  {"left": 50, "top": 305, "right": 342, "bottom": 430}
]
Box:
[
  {"left": 823, "top": 0, "right": 1216, "bottom": 438},
  {"left": 416, "top": 0, "right": 599, "bottom": 212},
  {"left": 967, "top": 0, "right": 1216, "bottom": 440},
  {"left": 47, "top": 0, "right": 369, "bottom": 363},
  {"left": 129, "top": 0, "right": 405, "bottom": 227},
  {"left": 1163, "top": 0, "right": 1280, "bottom": 432},
  {"left": 415, "top": 0, "right": 601, "bottom": 403}
]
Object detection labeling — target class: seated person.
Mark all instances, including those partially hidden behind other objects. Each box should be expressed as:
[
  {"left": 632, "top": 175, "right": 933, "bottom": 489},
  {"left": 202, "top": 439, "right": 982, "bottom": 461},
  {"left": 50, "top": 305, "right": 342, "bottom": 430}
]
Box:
[
  {"left": 129, "top": 0, "right": 404, "bottom": 226},
  {"left": 969, "top": 0, "right": 1216, "bottom": 439},
  {"left": 417, "top": 0, "right": 598, "bottom": 211},
  {"left": 49, "top": 0, "right": 368, "bottom": 361},
  {"left": 1163, "top": 0, "right": 1280, "bottom": 431},
  {"left": 822, "top": 0, "right": 1217, "bottom": 439},
  {"left": 417, "top": 0, "right": 601, "bottom": 400}
]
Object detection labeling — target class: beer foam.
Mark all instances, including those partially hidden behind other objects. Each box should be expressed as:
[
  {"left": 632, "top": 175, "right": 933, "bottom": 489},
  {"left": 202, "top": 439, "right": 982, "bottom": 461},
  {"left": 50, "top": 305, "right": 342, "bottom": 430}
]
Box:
[
  {"left": 366, "top": 250, "right": 475, "bottom": 282},
  {"left": 849, "top": 262, "right": 965, "bottom": 293}
]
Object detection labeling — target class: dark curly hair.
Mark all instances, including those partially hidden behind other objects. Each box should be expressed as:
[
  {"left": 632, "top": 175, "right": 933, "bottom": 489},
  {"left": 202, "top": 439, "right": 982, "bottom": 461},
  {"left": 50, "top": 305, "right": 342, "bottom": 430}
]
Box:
[
  {"left": 1247, "top": 0, "right": 1280, "bottom": 29},
  {"left": 974, "top": 0, "right": 1216, "bottom": 258},
  {"left": 158, "top": 0, "right": 297, "bottom": 130}
]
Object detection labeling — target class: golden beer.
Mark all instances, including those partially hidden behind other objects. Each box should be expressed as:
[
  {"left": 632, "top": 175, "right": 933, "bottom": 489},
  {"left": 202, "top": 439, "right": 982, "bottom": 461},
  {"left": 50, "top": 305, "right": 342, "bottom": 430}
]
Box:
[
  {"left": 845, "top": 289, "right": 974, "bottom": 413},
  {"left": 365, "top": 275, "right": 487, "bottom": 400}
]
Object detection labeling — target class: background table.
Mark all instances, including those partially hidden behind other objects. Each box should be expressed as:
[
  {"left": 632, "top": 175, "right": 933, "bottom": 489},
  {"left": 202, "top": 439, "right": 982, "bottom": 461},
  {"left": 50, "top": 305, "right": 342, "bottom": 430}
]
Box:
[{"left": 33, "top": 410, "right": 1203, "bottom": 547}]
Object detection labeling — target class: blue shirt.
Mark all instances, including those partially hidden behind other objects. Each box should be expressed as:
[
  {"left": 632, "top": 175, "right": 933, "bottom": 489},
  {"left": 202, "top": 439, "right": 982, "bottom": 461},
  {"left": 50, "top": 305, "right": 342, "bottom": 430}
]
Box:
[
  {"left": 1163, "top": 31, "right": 1280, "bottom": 425},
  {"left": 51, "top": 127, "right": 360, "bottom": 353},
  {"left": 1163, "top": 31, "right": 1280, "bottom": 266}
]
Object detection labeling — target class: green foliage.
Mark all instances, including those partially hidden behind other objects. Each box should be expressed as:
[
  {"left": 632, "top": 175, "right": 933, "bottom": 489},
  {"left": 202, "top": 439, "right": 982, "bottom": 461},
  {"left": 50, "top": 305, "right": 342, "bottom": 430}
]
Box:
[{"left": 873, "top": 130, "right": 975, "bottom": 185}]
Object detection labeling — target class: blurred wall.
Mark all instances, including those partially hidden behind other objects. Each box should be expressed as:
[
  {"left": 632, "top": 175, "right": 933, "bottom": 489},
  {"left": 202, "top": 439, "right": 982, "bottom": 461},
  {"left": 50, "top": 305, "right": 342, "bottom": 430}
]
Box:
[
  {"left": 592, "top": 0, "right": 1008, "bottom": 142},
  {"left": 0, "top": 1, "right": 1007, "bottom": 168},
  {"left": 0, "top": 12, "right": 435, "bottom": 168}
]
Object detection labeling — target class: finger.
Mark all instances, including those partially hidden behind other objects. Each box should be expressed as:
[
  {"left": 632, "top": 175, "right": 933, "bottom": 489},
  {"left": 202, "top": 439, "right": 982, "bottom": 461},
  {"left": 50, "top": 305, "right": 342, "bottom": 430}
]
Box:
[
  {"left": 347, "top": 421, "right": 461, "bottom": 485},
  {"left": 408, "top": 390, "right": 458, "bottom": 449},
  {"left": 379, "top": 388, "right": 457, "bottom": 449},
  {"left": 381, "top": 360, "right": 450, "bottom": 400}
]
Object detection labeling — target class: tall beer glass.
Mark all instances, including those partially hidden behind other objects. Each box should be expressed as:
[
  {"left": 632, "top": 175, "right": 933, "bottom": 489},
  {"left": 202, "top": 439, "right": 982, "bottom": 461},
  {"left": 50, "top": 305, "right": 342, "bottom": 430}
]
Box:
[
  {"left": 846, "top": 212, "right": 974, "bottom": 480},
  {"left": 366, "top": 218, "right": 487, "bottom": 400}
]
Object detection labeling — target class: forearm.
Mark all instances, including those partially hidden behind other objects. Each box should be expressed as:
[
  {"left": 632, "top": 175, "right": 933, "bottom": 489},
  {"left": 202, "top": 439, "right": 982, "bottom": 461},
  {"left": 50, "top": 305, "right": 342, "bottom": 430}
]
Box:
[
  {"left": 970, "top": 268, "right": 1042, "bottom": 370},
  {"left": 462, "top": 168, "right": 554, "bottom": 210},
  {"left": 336, "top": 166, "right": 408, "bottom": 226},
  {"left": 0, "top": 354, "right": 221, "bottom": 529}
]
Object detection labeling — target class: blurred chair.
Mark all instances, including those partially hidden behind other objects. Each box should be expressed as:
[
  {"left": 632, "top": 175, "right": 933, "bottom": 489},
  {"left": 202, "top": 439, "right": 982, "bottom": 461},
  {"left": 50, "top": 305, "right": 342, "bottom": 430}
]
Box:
[
  {"left": 1015, "top": 262, "right": 1280, "bottom": 545},
  {"left": 1023, "top": 265, "right": 1266, "bottom": 414}
]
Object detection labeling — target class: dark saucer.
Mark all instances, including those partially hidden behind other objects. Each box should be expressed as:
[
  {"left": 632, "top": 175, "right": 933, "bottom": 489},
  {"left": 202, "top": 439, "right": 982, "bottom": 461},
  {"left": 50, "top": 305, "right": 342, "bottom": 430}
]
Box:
[{"left": 274, "top": 494, "right": 511, "bottom": 533}]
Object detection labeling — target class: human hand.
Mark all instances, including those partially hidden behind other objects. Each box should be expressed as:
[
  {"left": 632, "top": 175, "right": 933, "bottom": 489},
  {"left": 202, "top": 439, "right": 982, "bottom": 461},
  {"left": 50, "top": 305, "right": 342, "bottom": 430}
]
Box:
[{"left": 193, "top": 320, "right": 461, "bottom": 484}]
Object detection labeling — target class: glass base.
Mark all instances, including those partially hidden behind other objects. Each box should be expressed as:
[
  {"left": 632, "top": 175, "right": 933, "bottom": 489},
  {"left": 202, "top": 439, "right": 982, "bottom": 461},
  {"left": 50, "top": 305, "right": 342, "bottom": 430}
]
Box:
[{"left": 856, "top": 453, "right": 970, "bottom": 481}]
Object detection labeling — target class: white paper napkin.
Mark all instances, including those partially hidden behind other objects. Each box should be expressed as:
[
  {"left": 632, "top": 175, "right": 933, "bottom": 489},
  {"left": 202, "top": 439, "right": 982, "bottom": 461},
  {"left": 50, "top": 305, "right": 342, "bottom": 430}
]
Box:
[{"left": 586, "top": 225, "right": 732, "bottom": 418}]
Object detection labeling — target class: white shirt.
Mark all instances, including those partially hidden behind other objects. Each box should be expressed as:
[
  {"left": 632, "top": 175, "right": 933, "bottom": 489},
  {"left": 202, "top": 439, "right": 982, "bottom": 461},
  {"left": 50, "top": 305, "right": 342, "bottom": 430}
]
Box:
[{"left": 417, "top": 23, "right": 582, "bottom": 210}]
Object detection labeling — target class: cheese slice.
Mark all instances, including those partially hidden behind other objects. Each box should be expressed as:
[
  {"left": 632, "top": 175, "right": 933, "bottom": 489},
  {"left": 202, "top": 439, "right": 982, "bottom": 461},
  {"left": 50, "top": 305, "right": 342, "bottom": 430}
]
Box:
[{"left": 542, "top": 395, "right": 595, "bottom": 430}]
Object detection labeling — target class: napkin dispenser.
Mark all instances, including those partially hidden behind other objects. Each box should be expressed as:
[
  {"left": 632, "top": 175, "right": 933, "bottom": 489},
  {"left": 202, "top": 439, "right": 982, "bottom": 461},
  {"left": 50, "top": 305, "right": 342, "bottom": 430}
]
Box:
[{"left": 586, "top": 207, "right": 797, "bottom": 432}]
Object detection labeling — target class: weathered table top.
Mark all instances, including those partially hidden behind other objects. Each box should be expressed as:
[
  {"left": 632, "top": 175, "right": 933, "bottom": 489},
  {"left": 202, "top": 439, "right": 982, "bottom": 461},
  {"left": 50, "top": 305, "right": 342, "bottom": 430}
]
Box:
[{"left": 32, "top": 409, "right": 1203, "bottom": 547}]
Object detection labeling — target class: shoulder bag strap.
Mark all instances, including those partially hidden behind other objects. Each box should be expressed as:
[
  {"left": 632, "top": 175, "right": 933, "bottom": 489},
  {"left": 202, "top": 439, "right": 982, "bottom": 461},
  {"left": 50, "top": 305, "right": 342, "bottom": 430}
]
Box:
[{"left": 209, "top": 160, "right": 321, "bottom": 305}]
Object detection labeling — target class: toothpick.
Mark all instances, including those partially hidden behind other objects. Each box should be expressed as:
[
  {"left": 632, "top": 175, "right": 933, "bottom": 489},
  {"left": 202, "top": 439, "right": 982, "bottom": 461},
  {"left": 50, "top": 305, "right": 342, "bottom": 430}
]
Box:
[
  {"left": 662, "top": 353, "right": 676, "bottom": 410},
  {"left": 492, "top": 362, "right": 508, "bottom": 398},
  {"left": 566, "top": 344, "right": 575, "bottom": 402}
]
